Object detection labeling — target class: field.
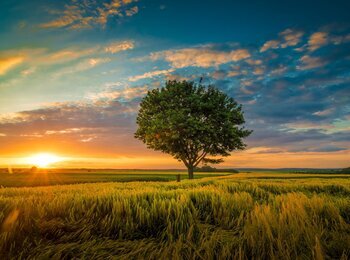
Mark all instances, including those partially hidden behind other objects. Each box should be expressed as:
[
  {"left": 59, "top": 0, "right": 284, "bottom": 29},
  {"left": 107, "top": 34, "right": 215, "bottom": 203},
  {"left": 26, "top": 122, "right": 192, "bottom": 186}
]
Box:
[
  {"left": 0, "top": 171, "right": 350, "bottom": 259},
  {"left": 0, "top": 169, "right": 228, "bottom": 187}
]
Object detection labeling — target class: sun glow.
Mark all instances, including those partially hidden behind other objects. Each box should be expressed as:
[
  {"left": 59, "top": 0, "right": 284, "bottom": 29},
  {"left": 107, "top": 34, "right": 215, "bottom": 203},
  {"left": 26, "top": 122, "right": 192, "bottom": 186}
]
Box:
[{"left": 25, "top": 153, "right": 63, "bottom": 167}]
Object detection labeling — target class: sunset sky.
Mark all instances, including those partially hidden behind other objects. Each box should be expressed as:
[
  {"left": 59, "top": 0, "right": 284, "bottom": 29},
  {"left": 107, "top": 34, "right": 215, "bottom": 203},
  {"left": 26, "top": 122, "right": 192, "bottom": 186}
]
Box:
[{"left": 0, "top": 0, "right": 349, "bottom": 168}]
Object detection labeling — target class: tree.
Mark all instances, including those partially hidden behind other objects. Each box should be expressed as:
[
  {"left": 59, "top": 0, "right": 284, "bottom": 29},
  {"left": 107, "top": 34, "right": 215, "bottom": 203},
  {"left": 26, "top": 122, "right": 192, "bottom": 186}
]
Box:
[{"left": 134, "top": 80, "right": 252, "bottom": 179}]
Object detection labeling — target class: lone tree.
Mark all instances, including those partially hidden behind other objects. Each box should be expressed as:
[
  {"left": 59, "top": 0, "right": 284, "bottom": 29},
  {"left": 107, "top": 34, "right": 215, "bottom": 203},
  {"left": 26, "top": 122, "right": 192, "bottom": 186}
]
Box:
[{"left": 135, "top": 80, "right": 252, "bottom": 179}]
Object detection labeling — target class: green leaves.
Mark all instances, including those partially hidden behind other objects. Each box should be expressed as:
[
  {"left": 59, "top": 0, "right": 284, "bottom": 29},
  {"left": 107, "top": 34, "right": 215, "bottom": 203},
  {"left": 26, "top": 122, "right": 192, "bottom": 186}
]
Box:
[{"left": 135, "top": 80, "right": 252, "bottom": 176}]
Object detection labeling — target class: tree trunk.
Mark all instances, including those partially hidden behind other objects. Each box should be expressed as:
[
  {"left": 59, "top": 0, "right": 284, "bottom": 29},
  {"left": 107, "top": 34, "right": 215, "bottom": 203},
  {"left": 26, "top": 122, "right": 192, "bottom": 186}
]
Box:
[{"left": 188, "top": 165, "right": 194, "bottom": 179}]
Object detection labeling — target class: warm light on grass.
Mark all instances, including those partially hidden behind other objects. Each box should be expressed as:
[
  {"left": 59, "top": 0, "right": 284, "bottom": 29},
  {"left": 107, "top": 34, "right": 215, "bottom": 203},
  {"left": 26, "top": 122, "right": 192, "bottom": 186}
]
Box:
[{"left": 25, "top": 153, "right": 63, "bottom": 167}]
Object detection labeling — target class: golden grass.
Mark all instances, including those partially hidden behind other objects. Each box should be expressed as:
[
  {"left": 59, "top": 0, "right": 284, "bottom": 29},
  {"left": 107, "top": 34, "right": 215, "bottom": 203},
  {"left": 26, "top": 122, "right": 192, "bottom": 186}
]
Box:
[{"left": 0, "top": 174, "right": 349, "bottom": 259}]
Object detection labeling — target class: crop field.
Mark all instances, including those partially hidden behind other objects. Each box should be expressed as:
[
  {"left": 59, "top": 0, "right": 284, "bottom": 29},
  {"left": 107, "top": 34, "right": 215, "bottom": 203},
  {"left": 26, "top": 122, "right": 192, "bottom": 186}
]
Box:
[
  {"left": 0, "top": 172, "right": 350, "bottom": 259},
  {"left": 0, "top": 169, "right": 231, "bottom": 187}
]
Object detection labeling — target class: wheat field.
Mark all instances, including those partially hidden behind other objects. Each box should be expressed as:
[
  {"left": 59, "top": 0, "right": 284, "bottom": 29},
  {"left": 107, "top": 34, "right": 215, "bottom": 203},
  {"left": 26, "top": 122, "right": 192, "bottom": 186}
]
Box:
[{"left": 0, "top": 173, "right": 349, "bottom": 259}]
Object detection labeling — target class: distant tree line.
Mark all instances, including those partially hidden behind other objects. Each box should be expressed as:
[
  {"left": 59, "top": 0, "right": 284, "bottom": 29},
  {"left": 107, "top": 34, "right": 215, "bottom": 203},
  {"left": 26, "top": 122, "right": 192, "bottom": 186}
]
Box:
[
  {"left": 194, "top": 165, "right": 238, "bottom": 173},
  {"left": 339, "top": 167, "right": 350, "bottom": 174}
]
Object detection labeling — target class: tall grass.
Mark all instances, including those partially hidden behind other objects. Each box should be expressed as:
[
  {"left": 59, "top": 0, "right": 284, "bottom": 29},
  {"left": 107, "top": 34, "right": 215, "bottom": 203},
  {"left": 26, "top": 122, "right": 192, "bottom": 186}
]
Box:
[{"left": 0, "top": 175, "right": 349, "bottom": 259}]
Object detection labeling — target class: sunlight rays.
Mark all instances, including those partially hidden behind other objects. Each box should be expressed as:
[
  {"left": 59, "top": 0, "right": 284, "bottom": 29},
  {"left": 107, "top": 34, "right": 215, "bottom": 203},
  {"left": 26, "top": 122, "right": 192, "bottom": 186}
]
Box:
[{"left": 24, "top": 153, "right": 64, "bottom": 167}]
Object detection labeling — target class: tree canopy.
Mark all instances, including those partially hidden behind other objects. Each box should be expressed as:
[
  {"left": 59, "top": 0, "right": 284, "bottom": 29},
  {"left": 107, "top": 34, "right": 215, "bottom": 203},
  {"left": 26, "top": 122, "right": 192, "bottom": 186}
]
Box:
[{"left": 135, "top": 80, "right": 252, "bottom": 179}]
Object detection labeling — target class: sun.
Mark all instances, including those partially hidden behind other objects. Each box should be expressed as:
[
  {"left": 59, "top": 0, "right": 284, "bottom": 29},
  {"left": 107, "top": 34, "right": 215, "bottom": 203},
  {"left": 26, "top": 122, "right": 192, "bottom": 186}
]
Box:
[{"left": 26, "top": 153, "right": 63, "bottom": 168}]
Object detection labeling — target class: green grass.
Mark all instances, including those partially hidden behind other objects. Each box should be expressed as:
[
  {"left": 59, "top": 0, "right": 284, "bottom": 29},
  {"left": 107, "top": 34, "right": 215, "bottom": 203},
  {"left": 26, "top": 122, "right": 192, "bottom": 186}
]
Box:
[{"left": 0, "top": 172, "right": 349, "bottom": 259}]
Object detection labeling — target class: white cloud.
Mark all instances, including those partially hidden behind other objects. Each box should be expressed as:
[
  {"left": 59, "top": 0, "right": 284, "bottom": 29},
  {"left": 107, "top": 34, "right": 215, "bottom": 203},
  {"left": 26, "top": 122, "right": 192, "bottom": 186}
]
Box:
[
  {"left": 105, "top": 41, "right": 134, "bottom": 54},
  {"left": 21, "top": 67, "right": 36, "bottom": 76},
  {"left": 128, "top": 69, "right": 175, "bottom": 82},
  {"left": 90, "top": 85, "right": 150, "bottom": 101},
  {"left": 313, "top": 108, "right": 335, "bottom": 116},
  {"left": 53, "top": 58, "right": 111, "bottom": 78}
]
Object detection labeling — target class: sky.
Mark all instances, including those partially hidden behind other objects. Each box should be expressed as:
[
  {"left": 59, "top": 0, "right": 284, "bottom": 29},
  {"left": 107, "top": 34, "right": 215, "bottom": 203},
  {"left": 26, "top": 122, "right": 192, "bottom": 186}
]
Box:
[{"left": 0, "top": 0, "right": 349, "bottom": 169}]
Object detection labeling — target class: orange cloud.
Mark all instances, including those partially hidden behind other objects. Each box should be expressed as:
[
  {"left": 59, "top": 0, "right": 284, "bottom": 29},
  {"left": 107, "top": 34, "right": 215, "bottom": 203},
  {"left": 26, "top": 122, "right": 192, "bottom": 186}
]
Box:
[
  {"left": 280, "top": 29, "right": 304, "bottom": 48},
  {"left": 245, "top": 59, "right": 262, "bottom": 65},
  {"left": 252, "top": 67, "right": 264, "bottom": 75},
  {"left": 260, "top": 40, "right": 279, "bottom": 52},
  {"left": 40, "top": 0, "right": 139, "bottom": 30},
  {"left": 151, "top": 48, "right": 250, "bottom": 68},
  {"left": 40, "top": 5, "right": 84, "bottom": 29},
  {"left": 308, "top": 32, "right": 328, "bottom": 51},
  {"left": 0, "top": 40, "right": 134, "bottom": 80},
  {"left": 260, "top": 28, "right": 304, "bottom": 52},
  {"left": 298, "top": 55, "right": 327, "bottom": 70},
  {"left": 0, "top": 56, "right": 24, "bottom": 75},
  {"left": 227, "top": 70, "right": 241, "bottom": 77}
]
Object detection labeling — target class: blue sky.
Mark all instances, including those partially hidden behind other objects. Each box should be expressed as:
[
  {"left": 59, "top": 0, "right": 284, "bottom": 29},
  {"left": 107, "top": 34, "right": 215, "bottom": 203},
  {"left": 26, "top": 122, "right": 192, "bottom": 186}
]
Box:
[{"left": 0, "top": 0, "right": 349, "bottom": 168}]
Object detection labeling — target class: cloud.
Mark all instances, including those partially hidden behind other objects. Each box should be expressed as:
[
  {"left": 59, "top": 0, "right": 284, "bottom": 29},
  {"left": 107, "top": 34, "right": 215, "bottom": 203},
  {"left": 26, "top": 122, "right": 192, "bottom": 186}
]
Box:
[
  {"left": 45, "top": 128, "right": 84, "bottom": 135},
  {"left": 260, "top": 28, "right": 303, "bottom": 52},
  {"left": 21, "top": 67, "right": 36, "bottom": 76},
  {"left": 89, "top": 85, "right": 150, "bottom": 101},
  {"left": 0, "top": 40, "right": 134, "bottom": 79},
  {"left": 252, "top": 67, "right": 264, "bottom": 75},
  {"left": 0, "top": 91, "right": 146, "bottom": 157},
  {"left": 105, "top": 41, "right": 134, "bottom": 54},
  {"left": 0, "top": 98, "right": 138, "bottom": 137},
  {"left": 227, "top": 71, "right": 240, "bottom": 77},
  {"left": 125, "top": 6, "right": 139, "bottom": 16},
  {"left": 308, "top": 32, "right": 328, "bottom": 51},
  {"left": 150, "top": 47, "right": 251, "bottom": 68},
  {"left": 53, "top": 58, "right": 111, "bottom": 77},
  {"left": 246, "top": 147, "right": 285, "bottom": 154},
  {"left": 211, "top": 70, "right": 227, "bottom": 80},
  {"left": 40, "top": 0, "right": 139, "bottom": 29},
  {"left": 260, "top": 40, "right": 279, "bottom": 52},
  {"left": 310, "top": 145, "right": 347, "bottom": 152},
  {"left": 41, "top": 47, "right": 98, "bottom": 64},
  {"left": 2, "top": 24, "right": 350, "bottom": 162},
  {"left": 128, "top": 69, "right": 175, "bottom": 82},
  {"left": 313, "top": 108, "right": 335, "bottom": 116},
  {"left": 280, "top": 29, "right": 304, "bottom": 48},
  {"left": 40, "top": 4, "right": 84, "bottom": 29},
  {"left": 270, "top": 66, "right": 287, "bottom": 75},
  {"left": 0, "top": 56, "right": 25, "bottom": 75},
  {"left": 165, "top": 73, "right": 191, "bottom": 82},
  {"left": 245, "top": 59, "right": 262, "bottom": 65},
  {"left": 307, "top": 31, "right": 350, "bottom": 51},
  {"left": 298, "top": 55, "right": 327, "bottom": 70}
]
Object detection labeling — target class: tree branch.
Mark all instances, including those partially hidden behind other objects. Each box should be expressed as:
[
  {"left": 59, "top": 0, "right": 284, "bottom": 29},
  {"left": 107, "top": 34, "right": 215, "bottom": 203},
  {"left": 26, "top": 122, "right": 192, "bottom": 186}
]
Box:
[
  {"left": 181, "top": 157, "right": 189, "bottom": 168},
  {"left": 194, "top": 151, "right": 208, "bottom": 167}
]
